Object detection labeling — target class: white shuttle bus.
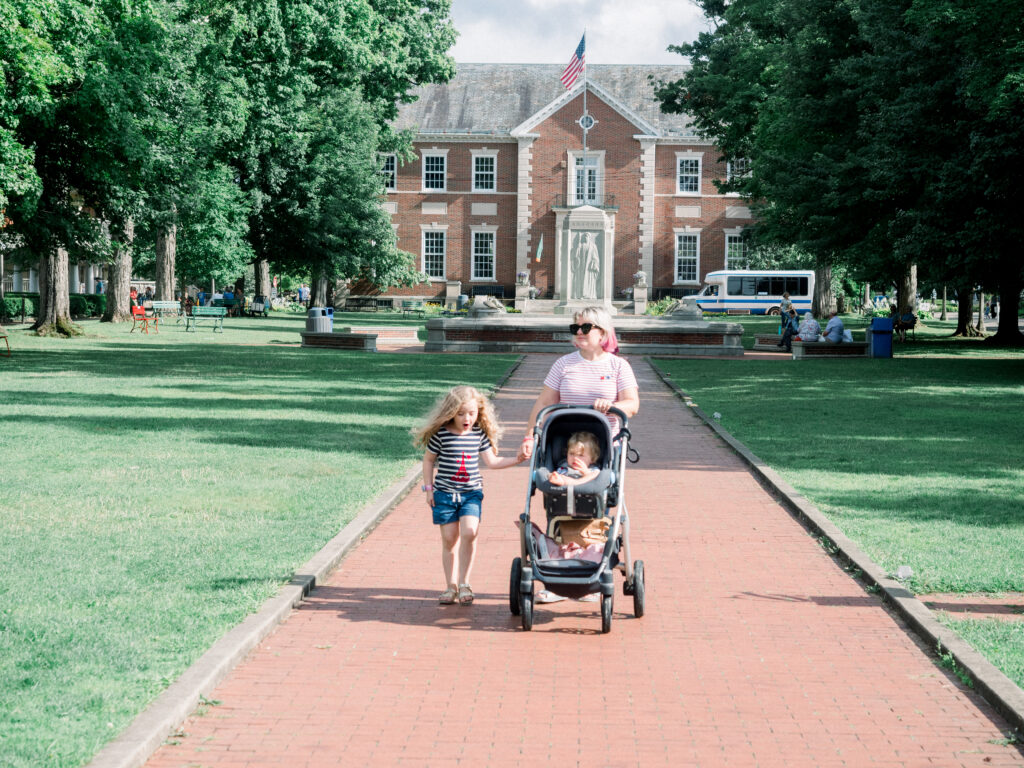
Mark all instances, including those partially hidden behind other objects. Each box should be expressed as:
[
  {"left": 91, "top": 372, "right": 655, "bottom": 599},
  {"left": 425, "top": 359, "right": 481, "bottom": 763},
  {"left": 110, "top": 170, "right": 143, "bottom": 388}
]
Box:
[{"left": 695, "top": 269, "right": 815, "bottom": 315}]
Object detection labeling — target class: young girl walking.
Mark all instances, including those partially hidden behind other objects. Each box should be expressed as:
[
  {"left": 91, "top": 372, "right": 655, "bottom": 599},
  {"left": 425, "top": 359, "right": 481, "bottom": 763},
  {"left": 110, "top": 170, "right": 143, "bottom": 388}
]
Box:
[{"left": 413, "top": 386, "right": 523, "bottom": 605}]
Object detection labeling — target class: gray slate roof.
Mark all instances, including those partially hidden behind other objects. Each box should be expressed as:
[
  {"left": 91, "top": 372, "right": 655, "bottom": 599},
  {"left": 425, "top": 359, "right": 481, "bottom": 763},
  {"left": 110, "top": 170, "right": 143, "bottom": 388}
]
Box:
[{"left": 393, "top": 63, "right": 695, "bottom": 138}]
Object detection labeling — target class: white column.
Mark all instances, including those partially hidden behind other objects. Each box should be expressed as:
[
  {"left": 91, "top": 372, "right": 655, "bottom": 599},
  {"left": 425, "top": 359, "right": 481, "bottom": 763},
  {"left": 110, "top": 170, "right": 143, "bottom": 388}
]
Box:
[
  {"left": 515, "top": 135, "right": 537, "bottom": 276},
  {"left": 13, "top": 269, "right": 22, "bottom": 291},
  {"left": 637, "top": 137, "right": 657, "bottom": 279},
  {"left": 86, "top": 264, "right": 95, "bottom": 294},
  {"left": 29, "top": 268, "right": 38, "bottom": 292},
  {"left": 72, "top": 263, "right": 81, "bottom": 293}
]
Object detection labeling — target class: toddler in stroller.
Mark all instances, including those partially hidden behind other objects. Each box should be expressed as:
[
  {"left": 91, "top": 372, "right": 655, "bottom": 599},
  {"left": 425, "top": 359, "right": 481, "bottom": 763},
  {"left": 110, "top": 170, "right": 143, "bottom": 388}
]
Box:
[{"left": 509, "top": 405, "right": 645, "bottom": 633}]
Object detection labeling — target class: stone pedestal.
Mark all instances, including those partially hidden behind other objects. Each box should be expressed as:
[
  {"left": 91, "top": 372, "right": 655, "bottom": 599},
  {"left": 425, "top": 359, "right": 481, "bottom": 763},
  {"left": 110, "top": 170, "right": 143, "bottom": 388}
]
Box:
[
  {"left": 669, "top": 295, "right": 703, "bottom": 320},
  {"left": 445, "top": 280, "right": 462, "bottom": 311},
  {"left": 554, "top": 205, "right": 616, "bottom": 315},
  {"left": 633, "top": 284, "right": 648, "bottom": 315},
  {"left": 514, "top": 284, "right": 533, "bottom": 312}
]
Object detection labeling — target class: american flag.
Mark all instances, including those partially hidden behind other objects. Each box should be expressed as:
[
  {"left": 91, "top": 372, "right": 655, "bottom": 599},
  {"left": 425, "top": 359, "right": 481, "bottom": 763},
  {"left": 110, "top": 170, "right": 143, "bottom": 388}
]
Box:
[{"left": 561, "top": 34, "right": 585, "bottom": 89}]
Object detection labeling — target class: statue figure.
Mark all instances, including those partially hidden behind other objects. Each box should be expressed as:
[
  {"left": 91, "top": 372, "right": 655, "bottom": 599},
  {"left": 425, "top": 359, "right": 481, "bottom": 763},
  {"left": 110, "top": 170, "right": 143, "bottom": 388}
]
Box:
[
  {"left": 570, "top": 233, "right": 586, "bottom": 299},
  {"left": 582, "top": 232, "right": 600, "bottom": 300}
]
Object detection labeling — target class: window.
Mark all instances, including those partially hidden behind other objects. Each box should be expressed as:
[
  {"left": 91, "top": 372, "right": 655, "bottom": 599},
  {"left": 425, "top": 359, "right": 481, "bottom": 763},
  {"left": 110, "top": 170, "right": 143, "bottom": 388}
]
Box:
[
  {"left": 422, "top": 230, "right": 446, "bottom": 279},
  {"left": 676, "top": 155, "right": 701, "bottom": 195},
  {"left": 422, "top": 153, "right": 447, "bottom": 191},
  {"left": 727, "top": 158, "right": 751, "bottom": 182},
  {"left": 674, "top": 233, "right": 700, "bottom": 283},
  {"left": 567, "top": 151, "right": 605, "bottom": 205},
  {"left": 472, "top": 154, "right": 496, "bottom": 192},
  {"left": 471, "top": 230, "right": 496, "bottom": 280},
  {"left": 725, "top": 233, "right": 747, "bottom": 269},
  {"left": 381, "top": 154, "right": 396, "bottom": 191}
]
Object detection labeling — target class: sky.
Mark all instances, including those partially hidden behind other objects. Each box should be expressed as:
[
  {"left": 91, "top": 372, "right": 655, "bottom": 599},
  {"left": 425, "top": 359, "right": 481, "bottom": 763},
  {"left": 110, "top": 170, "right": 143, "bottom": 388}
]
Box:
[{"left": 448, "top": 0, "right": 710, "bottom": 65}]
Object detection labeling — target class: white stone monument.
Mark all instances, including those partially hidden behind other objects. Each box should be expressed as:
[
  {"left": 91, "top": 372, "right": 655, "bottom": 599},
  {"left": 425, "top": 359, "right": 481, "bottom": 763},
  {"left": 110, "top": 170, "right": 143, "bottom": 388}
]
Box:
[{"left": 554, "top": 205, "right": 616, "bottom": 315}]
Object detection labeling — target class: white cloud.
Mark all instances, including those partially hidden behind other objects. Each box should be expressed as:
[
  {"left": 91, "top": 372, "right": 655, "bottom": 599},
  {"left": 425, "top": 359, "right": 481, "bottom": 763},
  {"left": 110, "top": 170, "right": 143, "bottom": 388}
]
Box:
[{"left": 449, "top": 0, "right": 708, "bottom": 64}]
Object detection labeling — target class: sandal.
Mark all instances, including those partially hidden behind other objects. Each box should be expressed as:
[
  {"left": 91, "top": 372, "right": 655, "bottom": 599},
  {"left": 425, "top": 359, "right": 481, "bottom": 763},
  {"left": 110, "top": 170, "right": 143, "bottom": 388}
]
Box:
[
  {"left": 439, "top": 586, "right": 458, "bottom": 605},
  {"left": 458, "top": 584, "right": 474, "bottom": 605}
]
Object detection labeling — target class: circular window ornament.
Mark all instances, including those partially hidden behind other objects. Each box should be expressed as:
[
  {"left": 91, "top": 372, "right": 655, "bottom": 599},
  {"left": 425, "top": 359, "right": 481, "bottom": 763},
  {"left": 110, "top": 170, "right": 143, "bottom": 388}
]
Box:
[{"left": 578, "top": 113, "right": 596, "bottom": 131}]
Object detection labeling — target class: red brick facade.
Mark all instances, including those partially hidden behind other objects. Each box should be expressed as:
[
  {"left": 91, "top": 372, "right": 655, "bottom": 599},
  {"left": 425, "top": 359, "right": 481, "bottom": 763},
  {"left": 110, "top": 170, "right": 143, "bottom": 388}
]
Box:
[{"left": 385, "top": 72, "right": 753, "bottom": 303}]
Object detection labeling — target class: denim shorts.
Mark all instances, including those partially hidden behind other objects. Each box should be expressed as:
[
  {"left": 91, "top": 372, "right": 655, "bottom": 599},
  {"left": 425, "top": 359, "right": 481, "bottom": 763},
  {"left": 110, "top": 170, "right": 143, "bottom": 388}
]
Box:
[{"left": 432, "top": 488, "right": 484, "bottom": 526}]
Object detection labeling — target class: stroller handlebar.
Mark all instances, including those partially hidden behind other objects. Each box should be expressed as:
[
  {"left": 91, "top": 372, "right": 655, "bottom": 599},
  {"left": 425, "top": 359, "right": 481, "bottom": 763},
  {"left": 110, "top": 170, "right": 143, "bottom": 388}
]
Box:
[{"left": 535, "top": 403, "right": 630, "bottom": 431}]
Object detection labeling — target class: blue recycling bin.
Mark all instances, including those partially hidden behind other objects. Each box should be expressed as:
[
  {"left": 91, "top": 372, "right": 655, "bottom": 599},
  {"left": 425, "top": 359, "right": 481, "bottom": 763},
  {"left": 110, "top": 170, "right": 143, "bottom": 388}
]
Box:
[
  {"left": 457, "top": 294, "right": 469, "bottom": 310},
  {"left": 866, "top": 317, "right": 893, "bottom": 358}
]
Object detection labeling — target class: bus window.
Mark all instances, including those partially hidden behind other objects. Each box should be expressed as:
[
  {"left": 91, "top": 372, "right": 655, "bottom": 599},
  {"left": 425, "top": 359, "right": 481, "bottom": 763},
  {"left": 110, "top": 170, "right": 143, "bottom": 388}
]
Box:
[
  {"left": 728, "top": 276, "right": 757, "bottom": 296},
  {"left": 756, "top": 277, "right": 770, "bottom": 295},
  {"left": 771, "top": 277, "right": 785, "bottom": 295},
  {"left": 789, "top": 276, "right": 808, "bottom": 296},
  {"left": 698, "top": 284, "right": 718, "bottom": 296}
]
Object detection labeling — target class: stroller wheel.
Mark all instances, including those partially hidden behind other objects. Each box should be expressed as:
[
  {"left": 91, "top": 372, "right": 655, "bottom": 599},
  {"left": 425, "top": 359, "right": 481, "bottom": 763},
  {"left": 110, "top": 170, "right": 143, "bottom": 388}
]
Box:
[
  {"left": 632, "top": 560, "right": 645, "bottom": 618},
  {"left": 600, "top": 592, "right": 613, "bottom": 634},
  {"left": 509, "top": 558, "right": 522, "bottom": 616},
  {"left": 521, "top": 591, "right": 534, "bottom": 631}
]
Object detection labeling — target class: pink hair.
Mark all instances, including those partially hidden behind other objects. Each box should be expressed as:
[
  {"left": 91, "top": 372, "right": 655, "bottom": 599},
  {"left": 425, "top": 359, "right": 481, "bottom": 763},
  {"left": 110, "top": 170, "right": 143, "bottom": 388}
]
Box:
[{"left": 576, "top": 306, "right": 619, "bottom": 354}]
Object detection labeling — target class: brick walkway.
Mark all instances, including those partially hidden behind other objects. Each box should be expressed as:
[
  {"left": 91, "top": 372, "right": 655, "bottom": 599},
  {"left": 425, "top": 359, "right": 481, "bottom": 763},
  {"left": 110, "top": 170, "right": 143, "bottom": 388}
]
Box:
[{"left": 146, "top": 355, "right": 1022, "bottom": 768}]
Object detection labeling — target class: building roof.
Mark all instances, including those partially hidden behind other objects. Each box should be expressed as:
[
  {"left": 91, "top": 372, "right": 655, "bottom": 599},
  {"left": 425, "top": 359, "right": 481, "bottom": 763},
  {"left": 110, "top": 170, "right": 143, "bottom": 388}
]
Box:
[{"left": 393, "top": 63, "right": 696, "bottom": 138}]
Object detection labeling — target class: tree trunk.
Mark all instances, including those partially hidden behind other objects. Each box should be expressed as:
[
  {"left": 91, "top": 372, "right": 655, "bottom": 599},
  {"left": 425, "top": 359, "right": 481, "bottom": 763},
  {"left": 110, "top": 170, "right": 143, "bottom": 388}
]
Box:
[
  {"left": 154, "top": 219, "right": 176, "bottom": 300},
  {"left": 953, "top": 286, "right": 983, "bottom": 337},
  {"left": 974, "top": 291, "right": 987, "bottom": 334},
  {"left": 986, "top": 263, "right": 1024, "bottom": 346},
  {"left": 813, "top": 262, "right": 834, "bottom": 317},
  {"left": 899, "top": 264, "right": 918, "bottom": 311},
  {"left": 254, "top": 259, "right": 271, "bottom": 297},
  {"left": 312, "top": 273, "right": 329, "bottom": 307},
  {"left": 102, "top": 220, "right": 134, "bottom": 322},
  {"left": 940, "top": 286, "right": 948, "bottom": 321},
  {"left": 33, "top": 247, "right": 78, "bottom": 336},
  {"left": 862, "top": 282, "right": 872, "bottom": 313}
]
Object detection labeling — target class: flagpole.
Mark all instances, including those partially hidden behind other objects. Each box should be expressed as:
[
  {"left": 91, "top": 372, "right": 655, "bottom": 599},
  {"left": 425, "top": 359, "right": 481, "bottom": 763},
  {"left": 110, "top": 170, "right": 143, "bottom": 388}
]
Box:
[{"left": 582, "top": 29, "right": 588, "bottom": 181}]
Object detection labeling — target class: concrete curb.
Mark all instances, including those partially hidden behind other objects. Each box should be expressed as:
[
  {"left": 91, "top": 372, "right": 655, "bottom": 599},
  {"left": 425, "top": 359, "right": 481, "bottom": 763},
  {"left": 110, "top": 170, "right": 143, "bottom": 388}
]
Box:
[
  {"left": 646, "top": 357, "right": 1024, "bottom": 738},
  {"left": 87, "top": 354, "right": 527, "bottom": 768}
]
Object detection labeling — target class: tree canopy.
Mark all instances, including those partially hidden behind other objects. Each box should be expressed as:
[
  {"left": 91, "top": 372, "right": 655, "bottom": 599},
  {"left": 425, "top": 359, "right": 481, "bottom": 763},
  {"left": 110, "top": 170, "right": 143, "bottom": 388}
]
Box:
[{"left": 657, "top": 0, "right": 1024, "bottom": 343}]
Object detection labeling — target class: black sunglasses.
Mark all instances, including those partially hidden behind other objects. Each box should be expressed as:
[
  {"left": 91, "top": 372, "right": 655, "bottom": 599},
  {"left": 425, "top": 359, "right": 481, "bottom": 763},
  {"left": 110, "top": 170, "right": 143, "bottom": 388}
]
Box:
[{"left": 569, "top": 322, "right": 601, "bottom": 335}]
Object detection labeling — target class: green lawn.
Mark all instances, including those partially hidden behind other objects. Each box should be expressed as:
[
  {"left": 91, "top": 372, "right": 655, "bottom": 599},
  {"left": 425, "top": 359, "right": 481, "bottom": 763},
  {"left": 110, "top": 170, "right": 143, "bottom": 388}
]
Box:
[
  {"left": 652, "top": 350, "right": 1024, "bottom": 687},
  {"left": 0, "top": 314, "right": 515, "bottom": 768}
]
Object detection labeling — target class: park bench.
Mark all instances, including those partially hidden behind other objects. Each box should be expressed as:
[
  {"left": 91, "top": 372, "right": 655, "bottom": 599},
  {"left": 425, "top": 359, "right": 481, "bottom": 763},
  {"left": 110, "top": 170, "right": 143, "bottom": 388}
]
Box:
[
  {"left": 753, "top": 333, "right": 788, "bottom": 352},
  {"left": 343, "top": 296, "right": 378, "bottom": 312},
  {"left": 185, "top": 306, "right": 226, "bottom": 332},
  {"left": 894, "top": 312, "right": 917, "bottom": 341},
  {"left": 213, "top": 298, "right": 244, "bottom": 317},
  {"left": 791, "top": 340, "right": 869, "bottom": 359},
  {"left": 401, "top": 299, "right": 425, "bottom": 318},
  {"left": 150, "top": 300, "right": 181, "bottom": 325},
  {"left": 130, "top": 304, "right": 156, "bottom": 334}
]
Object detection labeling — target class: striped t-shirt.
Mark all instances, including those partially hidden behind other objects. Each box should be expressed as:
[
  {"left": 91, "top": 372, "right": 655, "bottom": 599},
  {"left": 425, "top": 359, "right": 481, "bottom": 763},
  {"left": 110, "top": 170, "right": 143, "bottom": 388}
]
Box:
[
  {"left": 427, "top": 427, "right": 492, "bottom": 492},
  {"left": 543, "top": 352, "right": 638, "bottom": 431}
]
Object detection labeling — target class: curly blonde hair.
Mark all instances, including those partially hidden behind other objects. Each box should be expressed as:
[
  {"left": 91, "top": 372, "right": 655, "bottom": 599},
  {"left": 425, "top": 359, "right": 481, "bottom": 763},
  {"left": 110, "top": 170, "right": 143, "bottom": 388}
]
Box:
[{"left": 412, "top": 385, "right": 503, "bottom": 451}]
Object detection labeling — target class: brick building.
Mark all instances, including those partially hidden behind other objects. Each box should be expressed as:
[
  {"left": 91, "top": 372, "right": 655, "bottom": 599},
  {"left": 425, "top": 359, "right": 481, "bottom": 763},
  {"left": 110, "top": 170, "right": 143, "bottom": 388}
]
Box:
[{"left": 381, "top": 63, "right": 753, "bottom": 306}]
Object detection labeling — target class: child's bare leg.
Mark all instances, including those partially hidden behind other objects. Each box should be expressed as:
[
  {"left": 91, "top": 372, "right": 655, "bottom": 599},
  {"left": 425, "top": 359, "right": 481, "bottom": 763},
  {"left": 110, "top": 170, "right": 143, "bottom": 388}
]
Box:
[
  {"left": 457, "top": 515, "right": 480, "bottom": 585},
  {"left": 439, "top": 522, "right": 459, "bottom": 588}
]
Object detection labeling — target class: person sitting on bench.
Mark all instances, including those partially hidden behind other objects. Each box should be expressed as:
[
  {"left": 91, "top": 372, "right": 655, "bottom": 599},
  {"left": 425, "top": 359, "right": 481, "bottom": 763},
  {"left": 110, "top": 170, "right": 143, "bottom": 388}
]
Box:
[{"left": 821, "top": 310, "right": 845, "bottom": 343}]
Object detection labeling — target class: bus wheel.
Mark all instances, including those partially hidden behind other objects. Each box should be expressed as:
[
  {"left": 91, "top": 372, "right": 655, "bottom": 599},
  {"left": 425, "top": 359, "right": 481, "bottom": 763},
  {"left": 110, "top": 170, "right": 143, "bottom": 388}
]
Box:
[{"left": 768, "top": 307, "right": 780, "bottom": 316}]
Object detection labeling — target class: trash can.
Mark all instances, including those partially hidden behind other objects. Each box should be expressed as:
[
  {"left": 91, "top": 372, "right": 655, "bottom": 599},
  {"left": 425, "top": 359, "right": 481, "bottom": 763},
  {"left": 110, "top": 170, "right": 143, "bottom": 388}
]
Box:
[
  {"left": 306, "top": 307, "right": 332, "bottom": 333},
  {"left": 866, "top": 317, "right": 893, "bottom": 358},
  {"left": 457, "top": 294, "right": 469, "bottom": 310}
]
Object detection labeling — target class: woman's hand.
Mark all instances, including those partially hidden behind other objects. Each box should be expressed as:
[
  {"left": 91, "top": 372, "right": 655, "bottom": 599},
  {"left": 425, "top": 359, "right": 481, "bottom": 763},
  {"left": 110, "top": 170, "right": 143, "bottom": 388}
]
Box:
[{"left": 593, "top": 397, "right": 613, "bottom": 413}]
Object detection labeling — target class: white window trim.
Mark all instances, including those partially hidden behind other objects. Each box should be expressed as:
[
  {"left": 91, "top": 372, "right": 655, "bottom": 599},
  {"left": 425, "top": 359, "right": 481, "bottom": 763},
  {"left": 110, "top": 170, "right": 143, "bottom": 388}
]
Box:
[
  {"left": 567, "top": 150, "right": 606, "bottom": 205},
  {"left": 421, "top": 148, "right": 450, "bottom": 192},
  {"left": 673, "top": 226, "right": 701, "bottom": 285},
  {"left": 470, "top": 149, "right": 499, "bottom": 193},
  {"left": 675, "top": 151, "right": 702, "bottom": 197},
  {"left": 724, "top": 229, "right": 747, "bottom": 270},
  {"left": 470, "top": 224, "right": 498, "bottom": 281},
  {"left": 381, "top": 153, "right": 397, "bottom": 192},
  {"left": 420, "top": 224, "right": 449, "bottom": 281},
  {"left": 725, "top": 158, "right": 751, "bottom": 197}
]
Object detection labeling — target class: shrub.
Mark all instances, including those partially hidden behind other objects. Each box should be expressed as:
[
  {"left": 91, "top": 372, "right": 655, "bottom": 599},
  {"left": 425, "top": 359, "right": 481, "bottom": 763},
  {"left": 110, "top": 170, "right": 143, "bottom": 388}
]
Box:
[
  {"left": 69, "top": 295, "right": 90, "bottom": 317},
  {"left": 645, "top": 296, "right": 677, "bottom": 316},
  {"left": 1, "top": 295, "right": 36, "bottom": 320}
]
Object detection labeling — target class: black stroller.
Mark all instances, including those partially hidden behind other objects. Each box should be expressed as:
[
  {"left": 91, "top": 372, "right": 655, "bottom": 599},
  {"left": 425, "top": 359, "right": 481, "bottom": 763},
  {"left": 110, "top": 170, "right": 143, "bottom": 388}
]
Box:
[{"left": 509, "top": 405, "right": 645, "bottom": 633}]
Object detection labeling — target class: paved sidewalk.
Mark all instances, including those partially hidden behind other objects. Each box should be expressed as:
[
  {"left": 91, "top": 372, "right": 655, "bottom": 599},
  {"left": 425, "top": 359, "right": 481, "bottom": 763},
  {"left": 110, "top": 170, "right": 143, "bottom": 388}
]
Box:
[{"left": 146, "top": 355, "right": 1022, "bottom": 767}]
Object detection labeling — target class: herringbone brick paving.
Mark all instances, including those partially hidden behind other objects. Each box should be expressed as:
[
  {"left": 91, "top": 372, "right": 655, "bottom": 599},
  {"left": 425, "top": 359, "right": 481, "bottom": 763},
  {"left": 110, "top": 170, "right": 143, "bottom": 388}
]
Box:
[{"left": 146, "top": 355, "right": 1022, "bottom": 767}]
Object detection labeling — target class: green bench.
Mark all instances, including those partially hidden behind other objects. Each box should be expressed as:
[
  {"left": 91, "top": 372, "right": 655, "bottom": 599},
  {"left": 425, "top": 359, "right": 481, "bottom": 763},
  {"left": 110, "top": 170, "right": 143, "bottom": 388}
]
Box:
[
  {"left": 185, "top": 306, "right": 226, "bottom": 332},
  {"left": 212, "top": 298, "right": 244, "bottom": 316},
  {"left": 150, "top": 300, "right": 182, "bottom": 324},
  {"left": 401, "top": 299, "right": 425, "bottom": 318}
]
